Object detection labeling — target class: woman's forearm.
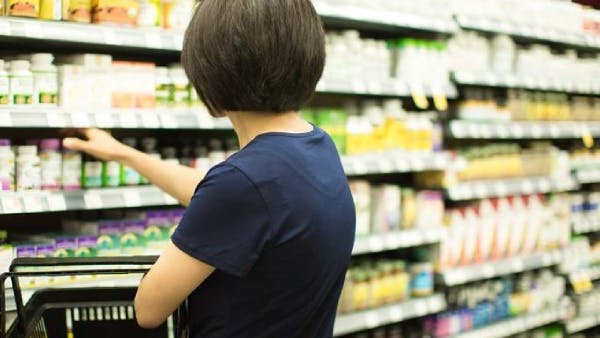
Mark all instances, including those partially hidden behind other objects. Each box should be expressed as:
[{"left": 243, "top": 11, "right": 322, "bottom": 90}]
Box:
[{"left": 118, "top": 146, "right": 205, "bottom": 206}]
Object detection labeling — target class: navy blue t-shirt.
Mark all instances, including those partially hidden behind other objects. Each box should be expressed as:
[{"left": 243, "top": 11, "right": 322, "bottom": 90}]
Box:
[{"left": 171, "top": 126, "right": 355, "bottom": 338}]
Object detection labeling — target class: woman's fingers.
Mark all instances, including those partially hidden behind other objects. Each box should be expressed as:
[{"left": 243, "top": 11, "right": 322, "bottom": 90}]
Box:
[{"left": 62, "top": 137, "right": 89, "bottom": 152}]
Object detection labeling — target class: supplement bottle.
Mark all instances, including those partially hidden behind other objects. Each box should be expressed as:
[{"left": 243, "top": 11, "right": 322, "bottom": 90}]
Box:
[
  {"left": 168, "top": 66, "right": 190, "bottom": 108},
  {"left": 102, "top": 160, "right": 120, "bottom": 187},
  {"left": 0, "top": 60, "right": 8, "bottom": 105},
  {"left": 61, "top": 149, "right": 81, "bottom": 190},
  {"left": 82, "top": 154, "right": 102, "bottom": 188},
  {"left": 155, "top": 67, "right": 173, "bottom": 108},
  {"left": 9, "top": 60, "right": 34, "bottom": 105},
  {"left": 31, "top": 54, "right": 58, "bottom": 105},
  {"left": 140, "top": 137, "right": 161, "bottom": 185},
  {"left": 7, "top": 0, "right": 40, "bottom": 17},
  {"left": 0, "top": 139, "right": 15, "bottom": 191},
  {"left": 16, "top": 145, "right": 41, "bottom": 191},
  {"left": 39, "top": 138, "right": 62, "bottom": 191},
  {"left": 120, "top": 138, "right": 141, "bottom": 185}
]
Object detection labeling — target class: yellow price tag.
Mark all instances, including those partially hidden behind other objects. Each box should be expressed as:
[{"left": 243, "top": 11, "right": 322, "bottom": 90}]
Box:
[
  {"left": 432, "top": 84, "right": 448, "bottom": 111},
  {"left": 582, "top": 125, "right": 594, "bottom": 148},
  {"left": 410, "top": 83, "right": 429, "bottom": 109}
]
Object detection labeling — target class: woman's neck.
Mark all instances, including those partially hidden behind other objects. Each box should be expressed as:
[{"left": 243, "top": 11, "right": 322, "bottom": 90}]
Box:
[{"left": 226, "top": 111, "right": 313, "bottom": 148}]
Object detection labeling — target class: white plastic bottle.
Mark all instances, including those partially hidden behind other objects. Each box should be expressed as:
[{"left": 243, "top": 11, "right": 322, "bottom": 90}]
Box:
[
  {"left": 0, "top": 139, "right": 15, "bottom": 191},
  {"left": 31, "top": 53, "right": 58, "bottom": 105},
  {"left": 168, "top": 66, "right": 190, "bottom": 108},
  {"left": 0, "top": 60, "right": 8, "bottom": 105},
  {"left": 39, "top": 139, "right": 61, "bottom": 191},
  {"left": 16, "top": 145, "right": 41, "bottom": 191},
  {"left": 9, "top": 60, "right": 34, "bottom": 105}
]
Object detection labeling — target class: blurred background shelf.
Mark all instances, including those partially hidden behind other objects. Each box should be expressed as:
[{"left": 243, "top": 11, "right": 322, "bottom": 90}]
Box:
[
  {"left": 352, "top": 228, "right": 443, "bottom": 255},
  {"left": 448, "top": 120, "right": 600, "bottom": 140}
]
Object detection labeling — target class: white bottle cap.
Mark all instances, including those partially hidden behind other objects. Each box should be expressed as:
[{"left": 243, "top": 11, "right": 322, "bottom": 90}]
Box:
[
  {"left": 17, "top": 145, "right": 37, "bottom": 155},
  {"left": 31, "top": 53, "right": 55, "bottom": 67},
  {"left": 11, "top": 60, "right": 31, "bottom": 72}
]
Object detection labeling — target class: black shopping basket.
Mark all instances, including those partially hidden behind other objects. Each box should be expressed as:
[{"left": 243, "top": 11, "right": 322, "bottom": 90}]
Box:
[{"left": 0, "top": 256, "right": 188, "bottom": 338}]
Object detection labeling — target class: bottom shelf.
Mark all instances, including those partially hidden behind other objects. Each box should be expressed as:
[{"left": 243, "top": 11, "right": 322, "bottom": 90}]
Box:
[
  {"left": 451, "top": 306, "right": 563, "bottom": 338},
  {"left": 565, "top": 313, "right": 600, "bottom": 334},
  {"left": 333, "top": 294, "right": 447, "bottom": 336}
]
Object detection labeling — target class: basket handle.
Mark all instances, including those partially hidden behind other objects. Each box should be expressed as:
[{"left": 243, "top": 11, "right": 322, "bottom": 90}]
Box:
[{"left": 9, "top": 256, "right": 158, "bottom": 271}]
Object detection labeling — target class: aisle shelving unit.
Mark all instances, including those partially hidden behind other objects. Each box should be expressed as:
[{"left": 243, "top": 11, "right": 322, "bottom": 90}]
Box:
[
  {"left": 573, "top": 219, "right": 600, "bottom": 235},
  {"left": 440, "top": 250, "right": 563, "bottom": 286},
  {"left": 574, "top": 169, "right": 600, "bottom": 185},
  {"left": 448, "top": 120, "right": 600, "bottom": 140},
  {"left": 452, "top": 71, "right": 600, "bottom": 95},
  {"left": 450, "top": 306, "right": 564, "bottom": 338},
  {"left": 352, "top": 227, "right": 443, "bottom": 255},
  {"left": 454, "top": 15, "right": 600, "bottom": 49},
  {"left": 317, "top": 78, "right": 458, "bottom": 98},
  {"left": 445, "top": 176, "right": 579, "bottom": 201},
  {"left": 333, "top": 294, "right": 447, "bottom": 336},
  {"left": 0, "top": 186, "right": 178, "bottom": 214},
  {"left": 342, "top": 152, "right": 451, "bottom": 176},
  {"left": 565, "top": 313, "right": 600, "bottom": 334}
]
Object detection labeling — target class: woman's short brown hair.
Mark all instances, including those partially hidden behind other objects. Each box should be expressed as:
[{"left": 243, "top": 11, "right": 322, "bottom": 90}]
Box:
[{"left": 181, "top": 0, "right": 326, "bottom": 117}]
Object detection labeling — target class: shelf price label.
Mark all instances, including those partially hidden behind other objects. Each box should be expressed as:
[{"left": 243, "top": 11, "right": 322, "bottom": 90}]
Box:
[
  {"left": 0, "top": 111, "right": 12, "bottom": 126},
  {"left": 84, "top": 192, "right": 103, "bottom": 209},
  {"left": 22, "top": 194, "right": 44, "bottom": 213},
  {"left": 123, "top": 190, "right": 142, "bottom": 207},
  {"left": 0, "top": 195, "right": 22, "bottom": 214},
  {"left": 47, "top": 194, "right": 67, "bottom": 211},
  {"left": 141, "top": 113, "right": 160, "bottom": 128},
  {"left": 365, "top": 312, "right": 380, "bottom": 328}
]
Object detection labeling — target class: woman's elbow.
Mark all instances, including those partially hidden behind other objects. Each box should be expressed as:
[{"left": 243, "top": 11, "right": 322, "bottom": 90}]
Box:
[{"left": 134, "top": 297, "right": 166, "bottom": 329}]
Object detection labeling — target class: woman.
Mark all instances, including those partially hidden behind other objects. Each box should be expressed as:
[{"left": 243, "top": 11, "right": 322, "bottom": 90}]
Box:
[{"left": 63, "top": 0, "right": 355, "bottom": 337}]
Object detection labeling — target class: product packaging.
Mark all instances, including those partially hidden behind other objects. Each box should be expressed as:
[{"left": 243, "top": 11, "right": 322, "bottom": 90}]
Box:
[
  {"left": 16, "top": 145, "right": 41, "bottom": 191},
  {"left": 74, "top": 236, "right": 98, "bottom": 257},
  {"left": 102, "top": 160, "right": 120, "bottom": 187},
  {"left": 39, "top": 0, "right": 61, "bottom": 20},
  {"left": 475, "top": 199, "right": 495, "bottom": 263},
  {"left": 162, "top": 0, "right": 192, "bottom": 30},
  {"left": 120, "top": 220, "right": 146, "bottom": 255},
  {"left": 137, "top": 0, "right": 161, "bottom": 27},
  {"left": 82, "top": 155, "right": 102, "bottom": 188},
  {"left": 120, "top": 138, "right": 141, "bottom": 185},
  {"left": 0, "top": 139, "right": 15, "bottom": 191},
  {"left": 370, "top": 185, "right": 401, "bottom": 234},
  {"left": 7, "top": 0, "right": 39, "bottom": 17},
  {"left": 62, "top": 0, "right": 91, "bottom": 22},
  {"left": 39, "top": 139, "right": 61, "bottom": 191},
  {"left": 96, "top": 221, "right": 122, "bottom": 256},
  {"left": 31, "top": 54, "right": 58, "bottom": 105},
  {"left": 350, "top": 180, "right": 371, "bottom": 236},
  {"left": 0, "top": 60, "right": 9, "bottom": 105},
  {"left": 144, "top": 210, "right": 171, "bottom": 252},
  {"left": 9, "top": 60, "right": 34, "bottom": 105},
  {"left": 92, "top": 0, "right": 138, "bottom": 25},
  {"left": 61, "top": 149, "right": 81, "bottom": 190}
]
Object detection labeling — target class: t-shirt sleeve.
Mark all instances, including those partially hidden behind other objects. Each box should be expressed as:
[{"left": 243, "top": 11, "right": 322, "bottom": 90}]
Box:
[{"left": 171, "top": 163, "right": 271, "bottom": 277}]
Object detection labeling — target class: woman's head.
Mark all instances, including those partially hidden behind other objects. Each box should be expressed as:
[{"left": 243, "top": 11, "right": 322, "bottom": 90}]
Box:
[{"left": 181, "top": 0, "right": 326, "bottom": 117}]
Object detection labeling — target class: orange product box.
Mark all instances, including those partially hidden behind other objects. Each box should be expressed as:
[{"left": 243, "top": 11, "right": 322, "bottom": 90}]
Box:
[{"left": 92, "top": 0, "right": 138, "bottom": 26}]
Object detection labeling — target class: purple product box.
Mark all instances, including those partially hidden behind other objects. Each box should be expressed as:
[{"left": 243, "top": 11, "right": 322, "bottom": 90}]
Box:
[
  {"left": 15, "top": 245, "right": 36, "bottom": 257},
  {"left": 146, "top": 210, "right": 169, "bottom": 227},
  {"left": 35, "top": 244, "right": 56, "bottom": 257},
  {"left": 98, "top": 221, "right": 123, "bottom": 235}
]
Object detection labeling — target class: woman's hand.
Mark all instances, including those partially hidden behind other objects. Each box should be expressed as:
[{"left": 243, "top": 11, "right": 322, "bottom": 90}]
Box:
[{"left": 63, "top": 128, "right": 133, "bottom": 162}]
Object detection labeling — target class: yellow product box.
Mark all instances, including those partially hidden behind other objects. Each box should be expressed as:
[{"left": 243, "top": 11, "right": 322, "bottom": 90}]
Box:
[
  {"left": 62, "top": 0, "right": 91, "bottom": 22},
  {"left": 7, "top": 0, "right": 39, "bottom": 17},
  {"left": 92, "top": 0, "right": 138, "bottom": 26},
  {"left": 39, "top": 0, "right": 60, "bottom": 20}
]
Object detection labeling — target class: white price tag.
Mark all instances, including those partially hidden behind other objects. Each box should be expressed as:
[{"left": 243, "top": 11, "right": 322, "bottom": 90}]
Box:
[
  {"left": 47, "top": 194, "right": 67, "bottom": 211},
  {"left": 123, "top": 190, "right": 142, "bottom": 207},
  {"left": 480, "top": 125, "right": 492, "bottom": 138},
  {"left": 47, "top": 111, "right": 66, "bottom": 127},
  {"left": 103, "top": 29, "right": 120, "bottom": 45},
  {"left": 365, "top": 312, "right": 379, "bottom": 328},
  {"left": 160, "top": 114, "right": 177, "bottom": 128},
  {"left": 368, "top": 237, "right": 384, "bottom": 252},
  {"left": 367, "top": 81, "right": 383, "bottom": 94},
  {"left": 351, "top": 80, "right": 367, "bottom": 94},
  {"left": 389, "top": 307, "right": 403, "bottom": 321},
  {"left": 164, "top": 193, "right": 178, "bottom": 205},
  {"left": 512, "top": 124, "right": 524, "bottom": 138},
  {"left": 402, "top": 230, "right": 420, "bottom": 247},
  {"left": 415, "top": 301, "right": 428, "bottom": 316},
  {"left": 379, "top": 159, "right": 393, "bottom": 173},
  {"left": 474, "top": 184, "right": 487, "bottom": 198},
  {"left": 95, "top": 113, "right": 114, "bottom": 127},
  {"left": 173, "top": 35, "right": 184, "bottom": 50},
  {"left": 538, "top": 179, "right": 551, "bottom": 192},
  {"left": 0, "top": 111, "right": 12, "bottom": 126},
  {"left": 497, "top": 125, "right": 509, "bottom": 138},
  {"left": 84, "top": 192, "right": 102, "bottom": 209},
  {"left": 0, "top": 195, "right": 22, "bottom": 214},
  {"left": 0, "top": 21, "right": 10, "bottom": 36},
  {"left": 145, "top": 33, "right": 162, "bottom": 49},
  {"left": 119, "top": 113, "right": 137, "bottom": 128},
  {"left": 495, "top": 183, "right": 508, "bottom": 196},
  {"left": 531, "top": 125, "right": 543, "bottom": 138},
  {"left": 482, "top": 264, "right": 495, "bottom": 278},
  {"left": 24, "top": 21, "right": 42, "bottom": 38},
  {"left": 70, "top": 113, "right": 90, "bottom": 127},
  {"left": 542, "top": 253, "right": 553, "bottom": 265},
  {"left": 511, "top": 259, "right": 524, "bottom": 272},
  {"left": 522, "top": 180, "right": 534, "bottom": 194},
  {"left": 353, "top": 161, "right": 368, "bottom": 174},
  {"left": 412, "top": 158, "right": 425, "bottom": 171},
  {"left": 22, "top": 194, "right": 45, "bottom": 213},
  {"left": 550, "top": 125, "right": 560, "bottom": 138},
  {"left": 141, "top": 113, "right": 160, "bottom": 128}
]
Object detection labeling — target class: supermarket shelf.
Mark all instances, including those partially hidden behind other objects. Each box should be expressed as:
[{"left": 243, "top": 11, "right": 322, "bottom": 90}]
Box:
[
  {"left": 572, "top": 266, "right": 600, "bottom": 282},
  {"left": 0, "top": 17, "right": 183, "bottom": 51},
  {"left": 574, "top": 169, "right": 600, "bottom": 184},
  {"left": 445, "top": 176, "right": 579, "bottom": 201},
  {"left": 440, "top": 251, "right": 563, "bottom": 286},
  {"left": 352, "top": 228, "right": 443, "bottom": 255},
  {"left": 333, "top": 294, "right": 447, "bottom": 336},
  {"left": 342, "top": 152, "right": 450, "bottom": 176},
  {"left": 455, "top": 15, "right": 600, "bottom": 50},
  {"left": 0, "top": 108, "right": 233, "bottom": 130},
  {"left": 451, "top": 306, "right": 564, "bottom": 338},
  {"left": 565, "top": 313, "right": 600, "bottom": 334},
  {"left": 573, "top": 218, "right": 600, "bottom": 234},
  {"left": 314, "top": 2, "right": 457, "bottom": 33},
  {"left": 0, "top": 186, "right": 179, "bottom": 214},
  {"left": 317, "top": 78, "right": 458, "bottom": 98},
  {"left": 453, "top": 71, "right": 600, "bottom": 94},
  {"left": 448, "top": 120, "right": 600, "bottom": 140}
]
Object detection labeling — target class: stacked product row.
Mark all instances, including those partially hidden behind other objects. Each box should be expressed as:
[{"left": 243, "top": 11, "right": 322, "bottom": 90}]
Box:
[
  {"left": 302, "top": 100, "right": 442, "bottom": 156},
  {"left": 349, "top": 180, "right": 444, "bottom": 237},
  {"left": 425, "top": 270, "right": 566, "bottom": 337},
  {"left": 338, "top": 257, "right": 434, "bottom": 314},
  {"left": 0, "top": 53, "right": 206, "bottom": 111},
  {"left": 0, "top": 0, "right": 192, "bottom": 29},
  {"left": 458, "top": 88, "right": 600, "bottom": 122},
  {"left": 439, "top": 193, "right": 571, "bottom": 270},
  {"left": 0, "top": 137, "right": 237, "bottom": 191}
]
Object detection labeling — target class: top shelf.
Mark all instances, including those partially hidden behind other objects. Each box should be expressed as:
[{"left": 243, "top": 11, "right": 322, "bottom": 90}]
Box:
[{"left": 455, "top": 15, "right": 600, "bottom": 50}]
